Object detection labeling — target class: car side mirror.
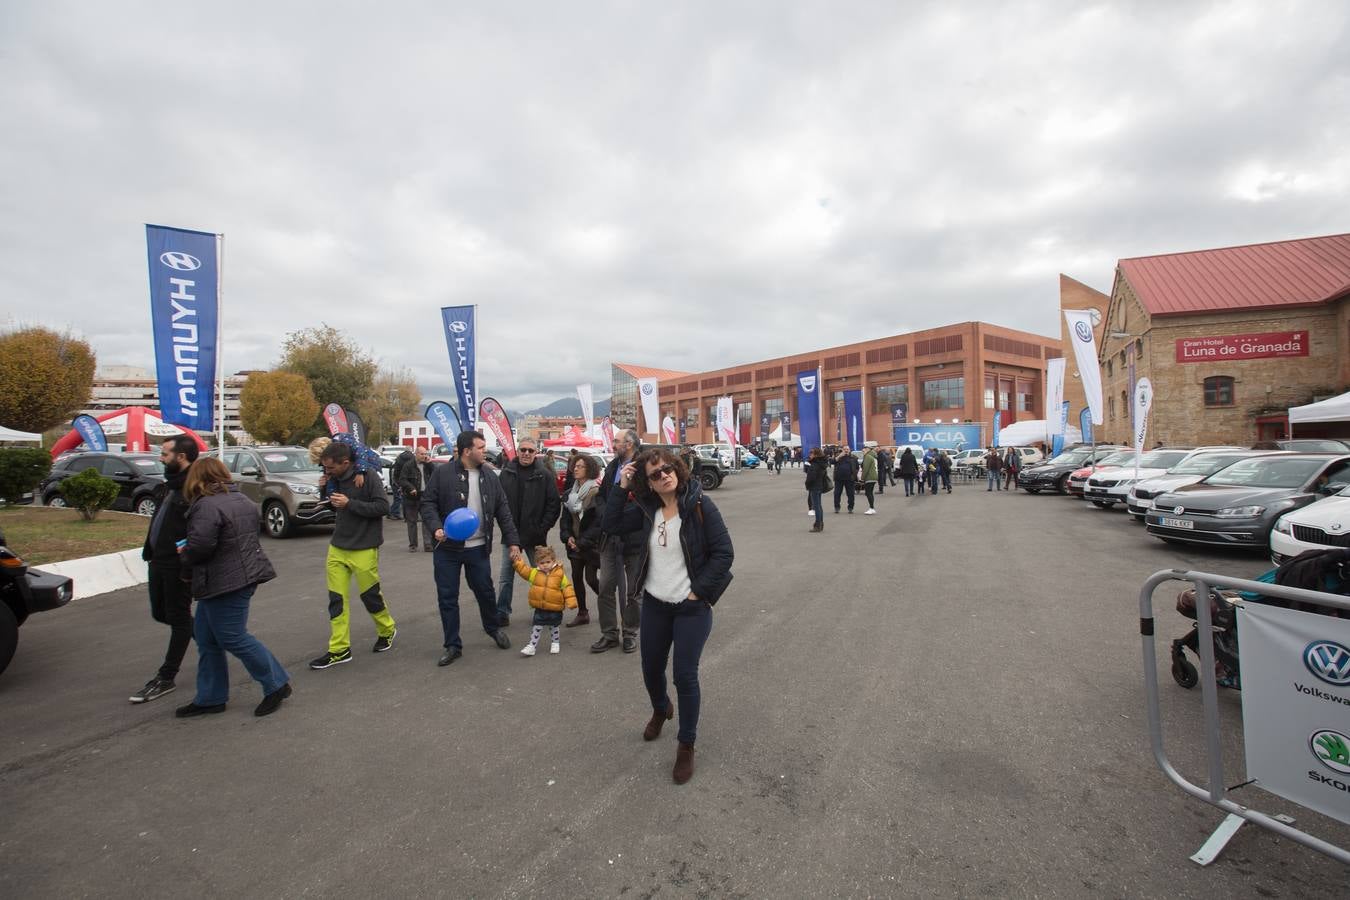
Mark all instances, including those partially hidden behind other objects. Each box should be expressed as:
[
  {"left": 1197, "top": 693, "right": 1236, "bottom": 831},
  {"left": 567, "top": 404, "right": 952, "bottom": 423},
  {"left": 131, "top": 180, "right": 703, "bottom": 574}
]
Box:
[{"left": 241, "top": 466, "right": 261, "bottom": 477}]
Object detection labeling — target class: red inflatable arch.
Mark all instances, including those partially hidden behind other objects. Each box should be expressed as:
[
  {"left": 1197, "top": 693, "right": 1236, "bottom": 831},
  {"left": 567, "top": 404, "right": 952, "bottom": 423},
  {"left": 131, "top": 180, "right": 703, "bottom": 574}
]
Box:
[{"left": 50, "top": 407, "right": 209, "bottom": 458}]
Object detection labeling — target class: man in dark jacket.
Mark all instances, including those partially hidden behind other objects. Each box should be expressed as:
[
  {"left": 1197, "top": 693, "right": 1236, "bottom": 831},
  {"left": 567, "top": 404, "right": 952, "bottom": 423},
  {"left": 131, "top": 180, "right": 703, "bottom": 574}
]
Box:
[
  {"left": 494, "top": 438, "right": 560, "bottom": 626},
  {"left": 309, "top": 441, "right": 398, "bottom": 670},
  {"left": 396, "top": 446, "right": 435, "bottom": 551},
  {"left": 594, "top": 428, "right": 644, "bottom": 653},
  {"left": 833, "top": 446, "right": 859, "bottom": 513},
  {"left": 420, "top": 430, "right": 522, "bottom": 666},
  {"left": 130, "top": 434, "right": 199, "bottom": 704}
]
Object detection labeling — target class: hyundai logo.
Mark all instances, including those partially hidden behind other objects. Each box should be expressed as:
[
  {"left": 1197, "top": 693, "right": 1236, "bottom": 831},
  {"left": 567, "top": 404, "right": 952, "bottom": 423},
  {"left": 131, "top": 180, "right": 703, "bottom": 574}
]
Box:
[
  {"left": 160, "top": 251, "right": 201, "bottom": 271},
  {"left": 447, "top": 321, "right": 468, "bottom": 334},
  {"left": 1304, "top": 640, "right": 1350, "bottom": 686},
  {"left": 1074, "top": 321, "right": 1092, "bottom": 342}
]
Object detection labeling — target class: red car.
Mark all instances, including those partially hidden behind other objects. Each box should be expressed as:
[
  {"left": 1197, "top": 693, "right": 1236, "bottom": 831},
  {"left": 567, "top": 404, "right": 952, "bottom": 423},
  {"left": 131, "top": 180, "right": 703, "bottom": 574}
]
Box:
[{"left": 1067, "top": 450, "right": 1136, "bottom": 497}]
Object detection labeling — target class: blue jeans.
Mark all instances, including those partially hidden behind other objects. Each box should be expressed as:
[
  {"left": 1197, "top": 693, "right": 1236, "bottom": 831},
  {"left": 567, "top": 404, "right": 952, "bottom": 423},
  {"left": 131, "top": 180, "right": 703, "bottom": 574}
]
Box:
[
  {"left": 640, "top": 594, "right": 713, "bottom": 745},
  {"left": 495, "top": 545, "right": 536, "bottom": 617},
  {"left": 902, "top": 476, "right": 915, "bottom": 496},
  {"left": 433, "top": 544, "right": 499, "bottom": 650},
  {"left": 808, "top": 489, "right": 823, "bottom": 525},
  {"left": 987, "top": 470, "right": 1002, "bottom": 490},
  {"left": 389, "top": 484, "right": 402, "bottom": 518},
  {"left": 192, "top": 585, "right": 289, "bottom": 706}
]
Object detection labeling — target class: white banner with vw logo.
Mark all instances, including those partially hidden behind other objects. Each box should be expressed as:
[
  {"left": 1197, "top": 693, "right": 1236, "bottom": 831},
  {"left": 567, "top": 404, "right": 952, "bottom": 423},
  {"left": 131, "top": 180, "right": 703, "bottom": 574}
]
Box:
[
  {"left": 1238, "top": 602, "right": 1350, "bottom": 824},
  {"left": 637, "top": 377, "right": 660, "bottom": 436},
  {"left": 1063, "top": 309, "right": 1103, "bottom": 426}
]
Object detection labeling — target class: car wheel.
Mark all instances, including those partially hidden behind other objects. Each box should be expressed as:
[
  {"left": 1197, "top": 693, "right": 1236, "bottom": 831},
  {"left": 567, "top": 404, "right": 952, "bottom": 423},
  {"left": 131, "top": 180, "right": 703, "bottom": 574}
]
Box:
[
  {"left": 698, "top": 469, "right": 718, "bottom": 491},
  {"left": 135, "top": 495, "right": 158, "bottom": 517},
  {"left": 0, "top": 601, "right": 17, "bottom": 678},
  {"left": 45, "top": 493, "right": 67, "bottom": 508},
  {"left": 1056, "top": 476, "right": 1070, "bottom": 494},
  {"left": 1091, "top": 500, "right": 1113, "bottom": 509},
  {"left": 263, "top": 501, "right": 294, "bottom": 539}
]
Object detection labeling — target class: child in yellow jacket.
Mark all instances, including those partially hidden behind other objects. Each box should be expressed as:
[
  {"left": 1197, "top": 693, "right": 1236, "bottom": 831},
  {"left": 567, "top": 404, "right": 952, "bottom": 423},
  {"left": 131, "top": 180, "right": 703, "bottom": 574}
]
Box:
[{"left": 512, "top": 546, "right": 577, "bottom": 656}]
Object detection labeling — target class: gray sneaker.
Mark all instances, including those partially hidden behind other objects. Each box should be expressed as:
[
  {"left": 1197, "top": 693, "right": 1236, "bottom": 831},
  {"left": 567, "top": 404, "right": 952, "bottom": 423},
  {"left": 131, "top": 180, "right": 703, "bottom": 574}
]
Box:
[{"left": 129, "top": 678, "right": 177, "bottom": 704}]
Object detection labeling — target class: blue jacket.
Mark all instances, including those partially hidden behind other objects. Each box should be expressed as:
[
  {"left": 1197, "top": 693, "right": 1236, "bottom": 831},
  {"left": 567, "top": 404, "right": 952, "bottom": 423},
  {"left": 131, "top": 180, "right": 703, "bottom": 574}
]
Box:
[
  {"left": 601, "top": 479, "right": 734, "bottom": 605},
  {"left": 419, "top": 459, "right": 521, "bottom": 550}
]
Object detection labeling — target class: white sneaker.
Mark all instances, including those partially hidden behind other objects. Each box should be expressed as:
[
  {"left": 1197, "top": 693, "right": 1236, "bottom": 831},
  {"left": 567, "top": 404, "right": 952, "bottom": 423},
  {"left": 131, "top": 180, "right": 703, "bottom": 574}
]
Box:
[
  {"left": 807, "top": 510, "right": 815, "bottom": 517},
  {"left": 549, "top": 641, "right": 561, "bottom": 654},
  {"left": 521, "top": 643, "right": 537, "bottom": 657},
  {"left": 864, "top": 508, "right": 876, "bottom": 515}
]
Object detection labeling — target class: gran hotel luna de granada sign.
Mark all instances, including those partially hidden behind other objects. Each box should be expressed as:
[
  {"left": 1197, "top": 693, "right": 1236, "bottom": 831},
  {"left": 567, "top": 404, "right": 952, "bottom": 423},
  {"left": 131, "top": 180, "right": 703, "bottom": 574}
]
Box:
[{"left": 1174, "top": 331, "right": 1309, "bottom": 364}]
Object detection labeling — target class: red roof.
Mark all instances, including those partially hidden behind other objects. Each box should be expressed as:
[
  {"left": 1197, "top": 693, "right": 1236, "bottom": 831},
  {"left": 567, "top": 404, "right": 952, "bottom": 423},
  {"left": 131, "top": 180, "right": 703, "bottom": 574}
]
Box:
[
  {"left": 1118, "top": 232, "right": 1350, "bottom": 317},
  {"left": 613, "top": 362, "right": 691, "bottom": 380}
]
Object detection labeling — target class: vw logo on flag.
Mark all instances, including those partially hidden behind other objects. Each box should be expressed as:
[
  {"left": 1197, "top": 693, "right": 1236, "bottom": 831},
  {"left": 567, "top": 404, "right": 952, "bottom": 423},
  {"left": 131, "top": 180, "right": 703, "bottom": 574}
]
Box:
[
  {"left": 1304, "top": 640, "right": 1350, "bottom": 686},
  {"left": 447, "top": 321, "right": 468, "bottom": 334},
  {"left": 641, "top": 383, "right": 653, "bottom": 395},
  {"left": 1074, "top": 321, "right": 1092, "bottom": 342},
  {"left": 159, "top": 251, "right": 201, "bottom": 271}
]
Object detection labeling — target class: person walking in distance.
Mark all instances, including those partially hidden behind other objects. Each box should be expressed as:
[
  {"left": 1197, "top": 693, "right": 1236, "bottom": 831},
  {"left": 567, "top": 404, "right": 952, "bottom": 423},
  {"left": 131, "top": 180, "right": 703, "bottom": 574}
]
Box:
[
  {"left": 937, "top": 449, "right": 953, "bottom": 494},
  {"left": 833, "top": 446, "right": 858, "bottom": 514},
  {"left": 495, "top": 439, "right": 560, "bottom": 628},
  {"left": 604, "top": 448, "right": 734, "bottom": 784},
  {"left": 898, "top": 447, "right": 918, "bottom": 497},
  {"left": 860, "top": 445, "right": 879, "bottom": 514},
  {"left": 1002, "top": 446, "right": 1021, "bottom": 491},
  {"left": 560, "top": 453, "right": 602, "bottom": 627},
  {"left": 593, "top": 429, "right": 645, "bottom": 654},
  {"left": 804, "top": 447, "right": 828, "bottom": 532},
  {"left": 420, "top": 431, "right": 522, "bottom": 666},
  {"left": 129, "top": 435, "right": 199, "bottom": 705},
  {"left": 397, "top": 446, "right": 435, "bottom": 551},
  {"left": 984, "top": 446, "right": 1004, "bottom": 491}
]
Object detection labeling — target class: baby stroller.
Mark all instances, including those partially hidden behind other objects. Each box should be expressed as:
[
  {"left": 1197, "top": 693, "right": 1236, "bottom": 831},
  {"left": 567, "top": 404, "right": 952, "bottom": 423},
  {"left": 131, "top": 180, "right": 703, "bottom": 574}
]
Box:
[{"left": 1170, "top": 547, "right": 1350, "bottom": 690}]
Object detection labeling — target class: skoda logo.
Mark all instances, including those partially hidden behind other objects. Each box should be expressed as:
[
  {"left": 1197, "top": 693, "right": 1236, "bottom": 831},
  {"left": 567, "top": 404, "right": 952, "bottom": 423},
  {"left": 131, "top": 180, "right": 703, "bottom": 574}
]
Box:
[
  {"left": 1074, "top": 321, "right": 1092, "bottom": 342},
  {"left": 1173, "top": 506, "right": 1184, "bottom": 515},
  {"left": 1310, "top": 729, "right": 1350, "bottom": 775},
  {"left": 160, "top": 251, "right": 201, "bottom": 271},
  {"left": 1304, "top": 640, "right": 1350, "bottom": 686},
  {"left": 447, "top": 321, "right": 468, "bottom": 334},
  {"left": 1331, "top": 522, "right": 1344, "bottom": 532}
]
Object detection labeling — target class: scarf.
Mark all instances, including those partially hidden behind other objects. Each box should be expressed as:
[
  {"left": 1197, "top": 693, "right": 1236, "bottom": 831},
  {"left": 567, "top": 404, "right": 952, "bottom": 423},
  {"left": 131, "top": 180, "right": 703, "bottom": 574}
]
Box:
[{"left": 565, "top": 478, "right": 597, "bottom": 516}]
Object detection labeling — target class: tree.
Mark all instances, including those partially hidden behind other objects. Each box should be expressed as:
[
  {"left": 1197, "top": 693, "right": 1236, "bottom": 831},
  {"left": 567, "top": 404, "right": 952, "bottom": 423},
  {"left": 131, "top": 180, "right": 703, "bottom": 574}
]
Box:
[
  {"left": 0, "top": 449, "right": 51, "bottom": 504},
  {"left": 359, "top": 368, "right": 423, "bottom": 445},
  {"left": 0, "top": 327, "right": 97, "bottom": 433},
  {"left": 239, "top": 371, "right": 320, "bottom": 444},
  {"left": 60, "top": 468, "right": 119, "bottom": 521},
  {"left": 278, "top": 324, "right": 376, "bottom": 414}
]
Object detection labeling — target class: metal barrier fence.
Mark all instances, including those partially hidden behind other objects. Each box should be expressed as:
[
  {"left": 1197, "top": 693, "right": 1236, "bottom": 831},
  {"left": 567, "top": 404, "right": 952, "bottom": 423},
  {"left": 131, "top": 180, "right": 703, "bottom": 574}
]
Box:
[{"left": 1138, "top": 568, "right": 1350, "bottom": 866}]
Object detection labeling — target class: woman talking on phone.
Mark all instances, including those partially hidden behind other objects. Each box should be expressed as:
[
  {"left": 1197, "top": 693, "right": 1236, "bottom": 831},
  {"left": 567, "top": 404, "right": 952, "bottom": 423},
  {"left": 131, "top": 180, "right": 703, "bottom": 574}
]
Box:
[{"left": 602, "top": 447, "right": 733, "bottom": 784}]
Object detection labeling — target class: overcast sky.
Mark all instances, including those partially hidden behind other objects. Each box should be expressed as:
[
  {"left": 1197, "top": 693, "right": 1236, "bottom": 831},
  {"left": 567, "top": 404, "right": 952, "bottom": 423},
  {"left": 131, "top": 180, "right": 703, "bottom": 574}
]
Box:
[{"left": 1, "top": 1, "right": 1347, "bottom": 411}]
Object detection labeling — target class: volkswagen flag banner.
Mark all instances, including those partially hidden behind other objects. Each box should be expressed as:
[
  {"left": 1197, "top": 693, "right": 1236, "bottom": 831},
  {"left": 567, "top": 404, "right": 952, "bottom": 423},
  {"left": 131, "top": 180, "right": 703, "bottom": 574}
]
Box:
[
  {"left": 992, "top": 411, "right": 1001, "bottom": 448},
  {"left": 1238, "top": 602, "right": 1350, "bottom": 825},
  {"left": 662, "top": 415, "right": 677, "bottom": 443},
  {"left": 600, "top": 416, "right": 614, "bottom": 454},
  {"left": 424, "top": 400, "right": 461, "bottom": 449},
  {"left": 795, "top": 371, "right": 822, "bottom": 451},
  {"left": 146, "top": 224, "right": 219, "bottom": 431},
  {"left": 1132, "top": 377, "right": 1153, "bottom": 483},
  {"left": 843, "top": 389, "right": 863, "bottom": 448},
  {"left": 478, "top": 397, "right": 516, "bottom": 461},
  {"left": 72, "top": 414, "right": 108, "bottom": 452},
  {"left": 344, "top": 408, "right": 368, "bottom": 447},
  {"left": 1064, "top": 308, "right": 1103, "bottom": 426},
  {"left": 322, "top": 403, "right": 350, "bottom": 437},
  {"left": 638, "top": 377, "right": 660, "bottom": 436},
  {"left": 440, "top": 306, "right": 477, "bottom": 430}
]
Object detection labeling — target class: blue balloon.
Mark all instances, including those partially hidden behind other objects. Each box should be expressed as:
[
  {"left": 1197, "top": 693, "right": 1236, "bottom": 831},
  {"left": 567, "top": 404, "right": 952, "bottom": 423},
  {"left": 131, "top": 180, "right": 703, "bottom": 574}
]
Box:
[{"left": 443, "top": 507, "right": 480, "bottom": 541}]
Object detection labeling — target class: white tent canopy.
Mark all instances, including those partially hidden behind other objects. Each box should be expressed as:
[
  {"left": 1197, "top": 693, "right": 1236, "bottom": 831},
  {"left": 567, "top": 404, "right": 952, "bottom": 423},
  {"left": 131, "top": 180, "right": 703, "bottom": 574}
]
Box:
[
  {"left": 766, "top": 424, "right": 802, "bottom": 447},
  {"left": 1289, "top": 391, "right": 1350, "bottom": 425},
  {"left": 0, "top": 424, "right": 42, "bottom": 443},
  {"left": 996, "top": 419, "right": 1083, "bottom": 447}
]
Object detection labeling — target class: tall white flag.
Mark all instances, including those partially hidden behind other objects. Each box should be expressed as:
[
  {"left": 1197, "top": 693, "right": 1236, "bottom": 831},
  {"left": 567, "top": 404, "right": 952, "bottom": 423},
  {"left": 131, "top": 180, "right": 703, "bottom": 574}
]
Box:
[
  {"left": 576, "top": 383, "right": 594, "bottom": 437},
  {"left": 637, "top": 377, "right": 660, "bottom": 436},
  {"left": 716, "top": 396, "right": 736, "bottom": 450},
  {"left": 1064, "top": 309, "right": 1103, "bottom": 426},
  {"left": 1045, "top": 357, "right": 1066, "bottom": 439},
  {"left": 1132, "top": 377, "right": 1153, "bottom": 482}
]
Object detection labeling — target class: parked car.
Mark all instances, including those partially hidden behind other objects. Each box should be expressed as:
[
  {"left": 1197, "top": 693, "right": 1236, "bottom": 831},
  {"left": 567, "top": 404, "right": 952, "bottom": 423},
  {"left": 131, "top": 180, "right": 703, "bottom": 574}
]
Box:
[
  {"left": 1146, "top": 453, "right": 1350, "bottom": 550},
  {"left": 1016, "top": 446, "right": 1126, "bottom": 494},
  {"left": 1081, "top": 448, "right": 1219, "bottom": 509},
  {"left": 1067, "top": 450, "right": 1136, "bottom": 498},
  {"left": 949, "top": 449, "right": 985, "bottom": 470},
  {"left": 1126, "top": 449, "right": 1277, "bottom": 519},
  {"left": 223, "top": 447, "right": 333, "bottom": 538},
  {"left": 1257, "top": 438, "right": 1350, "bottom": 452},
  {"left": 649, "top": 443, "right": 728, "bottom": 490},
  {"left": 694, "top": 443, "right": 734, "bottom": 469},
  {"left": 0, "top": 527, "right": 74, "bottom": 677},
  {"left": 1270, "top": 484, "right": 1350, "bottom": 564},
  {"left": 740, "top": 450, "right": 761, "bottom": 468},
  {"left": 40, "top": 452, "right": 166, "bottom": 516}
]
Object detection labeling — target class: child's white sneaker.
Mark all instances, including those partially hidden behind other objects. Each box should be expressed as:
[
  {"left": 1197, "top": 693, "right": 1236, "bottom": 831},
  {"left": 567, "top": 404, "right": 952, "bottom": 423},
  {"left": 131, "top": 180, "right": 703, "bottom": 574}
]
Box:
[
  {"left": 864, "top": 508, "right": 876, "bottom": 515},
  {"left": 549, "top": 641, "right": 561, "bottom": 654},
  {"left": 521, "top": 643, "right": 536, "bottom": 657}
]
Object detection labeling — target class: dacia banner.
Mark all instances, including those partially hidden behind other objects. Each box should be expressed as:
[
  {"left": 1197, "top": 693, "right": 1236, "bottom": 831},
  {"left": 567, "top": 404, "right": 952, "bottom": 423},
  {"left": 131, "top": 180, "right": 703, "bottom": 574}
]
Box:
[
  {"left": 72, "top": 414, "right": 108, "bottom": 451},
  {"left": 146, "top": 224, "right": 219, "bottom": 431},
  {"left": 1238, "top": 602, "right": 1350, "bottom": 825},
  {"left": 896, "top": 423, "right": 982, "bottom": 450},
  {"left": 322, "top": 403, "right": 350, "bottom": 437},
  {"left": 1064, "top": 309, "right": 1103, "bottom": 426},
  {"left": 795, "top": 371, "right": 822, "bottom": 451},
  {"left": 478, "top": 397, "right": 516, "bottom": 460},
  {"left": 440, "top": 305, "right": 477, "bottom": 429},
  {"left": 423, "top": 400, "right": 461, "bottom": 450},
  {"left": 842, "top": 389, "right": 863, "bottom": 448}
]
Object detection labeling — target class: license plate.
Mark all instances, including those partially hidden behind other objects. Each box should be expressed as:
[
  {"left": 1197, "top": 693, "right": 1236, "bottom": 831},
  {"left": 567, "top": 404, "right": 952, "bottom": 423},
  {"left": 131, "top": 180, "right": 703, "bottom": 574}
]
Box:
[{"left": 1159, "top": 517, "right": 1193, "bottom": 529}]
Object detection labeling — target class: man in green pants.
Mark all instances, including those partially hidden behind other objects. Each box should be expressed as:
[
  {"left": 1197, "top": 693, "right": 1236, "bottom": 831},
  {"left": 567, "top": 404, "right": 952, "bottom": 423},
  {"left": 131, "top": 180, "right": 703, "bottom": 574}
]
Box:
[{"left": 309, "top": 441, "right": 397, "bottom": 669}]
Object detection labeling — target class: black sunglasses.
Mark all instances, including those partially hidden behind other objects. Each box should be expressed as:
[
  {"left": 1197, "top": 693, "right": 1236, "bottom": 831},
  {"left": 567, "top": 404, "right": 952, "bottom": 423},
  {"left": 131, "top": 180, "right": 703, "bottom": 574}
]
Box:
[
  {"left": 518, "top": 447, "right": 536, "bottom": 453},
  {"left": 646, "top": 464, "right": 675, "bottom": 480}
]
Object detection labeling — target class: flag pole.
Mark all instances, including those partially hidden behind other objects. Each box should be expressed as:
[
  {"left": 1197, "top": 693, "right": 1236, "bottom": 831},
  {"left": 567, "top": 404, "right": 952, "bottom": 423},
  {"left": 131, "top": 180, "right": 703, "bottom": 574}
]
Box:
[{"left": 216, "top": 233, "right": 226, "bottom": 456}]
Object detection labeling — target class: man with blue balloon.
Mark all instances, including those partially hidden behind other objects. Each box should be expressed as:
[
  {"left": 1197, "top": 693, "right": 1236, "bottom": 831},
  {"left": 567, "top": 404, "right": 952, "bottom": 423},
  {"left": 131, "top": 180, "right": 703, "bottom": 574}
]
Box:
[{"left": 419, "top": 431, "right": 523, "bottom": 666}]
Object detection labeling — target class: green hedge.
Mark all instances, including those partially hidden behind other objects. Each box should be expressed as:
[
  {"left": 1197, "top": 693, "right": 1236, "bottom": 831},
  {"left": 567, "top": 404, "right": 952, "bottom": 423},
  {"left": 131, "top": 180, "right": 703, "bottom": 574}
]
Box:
[{"left": 0, "top": 448, "right": 51, "bottom": 504}]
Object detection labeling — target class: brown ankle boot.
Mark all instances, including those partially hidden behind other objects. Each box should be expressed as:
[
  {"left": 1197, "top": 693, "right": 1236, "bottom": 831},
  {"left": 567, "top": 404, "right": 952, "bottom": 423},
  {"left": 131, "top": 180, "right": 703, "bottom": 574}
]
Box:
[
  {"left": 643, "top": 700, "right": 674, "bottom": 741},
  {"left": 565, "top": 610, "right": 590, "bottom": 627},
  {"left": 673, "top": 741, "right": 695, "bottom": 784}
]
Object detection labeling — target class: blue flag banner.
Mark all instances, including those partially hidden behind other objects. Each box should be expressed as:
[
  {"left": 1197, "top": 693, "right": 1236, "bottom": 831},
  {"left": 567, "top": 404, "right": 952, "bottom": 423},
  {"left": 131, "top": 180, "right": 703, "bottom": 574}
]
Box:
[
  {"left": 1079, "top": 407, "right": 1094, "bottom": 444},
  {"left": 897, "top": 423, "right": 983, "bottom": 451},
  {"left": 424, "top": 401, "right": 461, "bottom": 450},
  {"left": 794, "top": 371, "right": 822, "bottom": 452},
  {"left": 760, "top": 414, "right": 770, "bottom": 443},
  {"left": 146, "top": 225, "right": 218, "bottom": 430},
  {"left": 678, "top": 418, "right": 687, "bottom": 443},
  {"left": 780, "top": 411, "right": 792, "bottom": 442},
  {"left": 440, "top": 305, "right": 477, "bottom": 429},
  {"left": 345, "top": 408, "right": 368, "bottom": 448},
  {"left": 843, "top": 389, "right": 864, "bottom": 448},
  {"left": 1051, "top": 400, "right": 1071, "bottom": 456},
  {"left": 992, "top": 411, "right": 1002, "bottom": 448},
  {"left": 72, "top": 414, "right": 108, "bottom": 451}
]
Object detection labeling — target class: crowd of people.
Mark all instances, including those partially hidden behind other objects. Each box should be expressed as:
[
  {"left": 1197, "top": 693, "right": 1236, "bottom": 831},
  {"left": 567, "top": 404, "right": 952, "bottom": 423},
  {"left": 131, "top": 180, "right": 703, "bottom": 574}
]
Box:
[{"left": 129, "top": 428, "right": 734, "bottom": 785}]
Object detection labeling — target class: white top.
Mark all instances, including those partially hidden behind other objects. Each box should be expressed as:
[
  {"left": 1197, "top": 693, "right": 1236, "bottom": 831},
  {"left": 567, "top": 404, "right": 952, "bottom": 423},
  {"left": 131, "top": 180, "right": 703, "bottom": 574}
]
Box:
[
  {"left": 464, "top": 468, "right": 486, "bottom": 548},
  {"left": 645, "top": 510, "right": 691, "bottom": 604}
]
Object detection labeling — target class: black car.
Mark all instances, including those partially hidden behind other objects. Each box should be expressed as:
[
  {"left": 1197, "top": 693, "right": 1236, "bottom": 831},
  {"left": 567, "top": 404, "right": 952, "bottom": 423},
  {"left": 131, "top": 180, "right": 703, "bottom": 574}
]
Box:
[
  {"left": 1146, "top": 453, "right": 1350, "bottom": 549},
  {"left": 643, "top": 443, "right": 728, "bottom": 490},
  {"left": 40, "top": 452, "right": 165, "bottom": 516},
  {"left": 1016, "top": 445, "right": 1126, "bottom": 494},
  {"left": 0, "top": 526, "right": 74, "bottom": 677}
]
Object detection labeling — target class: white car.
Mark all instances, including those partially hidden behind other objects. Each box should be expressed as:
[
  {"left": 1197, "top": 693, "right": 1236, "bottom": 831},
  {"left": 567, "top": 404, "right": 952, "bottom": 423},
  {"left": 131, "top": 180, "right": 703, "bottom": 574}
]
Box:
[
  {"left": 694, "top": 443, "right": 735, "bottom": 468},
  {"left": 1083, "top": 447, "right": 1244, "bottom": 510},
  {"left": 949, "top": 449, "right": 985, "bottom": 470},
  {"left": 1126, "top": 449, "right": 1276, "bottom": 519},
  {"left": 1271, "top": 485, "right": 1350, "bottom": 564}
]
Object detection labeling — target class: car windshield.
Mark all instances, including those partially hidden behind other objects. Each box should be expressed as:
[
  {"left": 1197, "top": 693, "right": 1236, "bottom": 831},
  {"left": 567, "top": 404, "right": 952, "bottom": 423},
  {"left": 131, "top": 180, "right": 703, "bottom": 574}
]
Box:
[
  {"left": 1204, "top": 457, "right": 1325, "bottom": 489},
  {"left": 1136, "top": 450, "right": 1188, "bottom": 469},
  {"left": 258, "top": 451, "right": 320, "bottom": 472},
  {"left": 1097, "top": 451, "right": 1136, "bottom": 466},
  {"left": 1168, "top": 453, "right": 1251, "bottom": 476},
  {"left": 1281, "top": 439, "right": 1349, "bottom": 452}
]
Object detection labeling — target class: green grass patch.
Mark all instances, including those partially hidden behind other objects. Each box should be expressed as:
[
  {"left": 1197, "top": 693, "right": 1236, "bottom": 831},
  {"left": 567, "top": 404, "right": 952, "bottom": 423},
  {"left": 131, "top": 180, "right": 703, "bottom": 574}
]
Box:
[{"left": 0, "top": 506, "right": 146, "bottom": 566}]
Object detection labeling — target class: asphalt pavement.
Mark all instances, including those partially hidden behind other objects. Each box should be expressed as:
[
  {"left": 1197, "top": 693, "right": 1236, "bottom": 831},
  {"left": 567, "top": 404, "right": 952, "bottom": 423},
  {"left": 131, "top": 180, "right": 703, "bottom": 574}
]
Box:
[{"left": 3, "top": 468, "right": 1348, "bottom": 897}]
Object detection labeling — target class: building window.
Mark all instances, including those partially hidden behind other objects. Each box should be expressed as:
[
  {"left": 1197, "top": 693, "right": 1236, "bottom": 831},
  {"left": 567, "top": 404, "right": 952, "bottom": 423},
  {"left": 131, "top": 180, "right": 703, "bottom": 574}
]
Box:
[
  {"left": 763, "top": 397, "right": 784, "bottom": 417},
  {"left": 983, "top": 375, "right": 996, "bottom": 409},
  {"left": 685, "top": 408, "right": 699, "bottom": 426},
  {"left": 1108, "top": 396, "right": 1116, "bottom": 420},
  {"left": 922, "top": 377, "right": 964, "bottom": 410},
  {"left": 872, "top": 383, "right": 908, "bottom": 414},
  {"left": 1203, "top": 376, "right": 1234, "bottom": 407},
  {"left": 1017, "top": 380, "right": 1034, "bottom": 413}
]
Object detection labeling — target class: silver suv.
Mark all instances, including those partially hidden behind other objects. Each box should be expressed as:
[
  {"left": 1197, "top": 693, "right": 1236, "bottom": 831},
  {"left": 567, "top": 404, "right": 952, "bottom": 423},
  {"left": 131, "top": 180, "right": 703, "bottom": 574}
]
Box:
[{"left": 222, "top": 447, "right": 333, "bottom": 538}]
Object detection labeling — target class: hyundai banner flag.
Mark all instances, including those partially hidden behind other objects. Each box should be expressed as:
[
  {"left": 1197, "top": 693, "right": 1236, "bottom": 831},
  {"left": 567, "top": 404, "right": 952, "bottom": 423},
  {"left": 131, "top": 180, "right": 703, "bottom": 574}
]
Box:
[
  {"left": 479, "top": 397, "right": 516, "bottom": 460},
  {"left": 440, "top": 306, "right": 477, "bottom": 429},
  {"left": 72, "top": 414, "right": 108, "bottom": 452},
  {"left": 146, "top": 225, "right": 219, "bottom": 431},
  {"left": 424, "top": 400, "right": 461, "bottom": 450},
  {"left": 795, "top": 371, "right": 822, "bottom": 451}
]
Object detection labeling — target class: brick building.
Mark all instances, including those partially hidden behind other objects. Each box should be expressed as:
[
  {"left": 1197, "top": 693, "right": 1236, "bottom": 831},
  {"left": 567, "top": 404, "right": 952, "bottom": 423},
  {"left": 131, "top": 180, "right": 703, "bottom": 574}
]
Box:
[
  {"left": 1092, "top": 232, "right": 1350, "bottom": 446},
  {"left": 621, "top": 322, "right": 1061, "bottom": 447}
]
